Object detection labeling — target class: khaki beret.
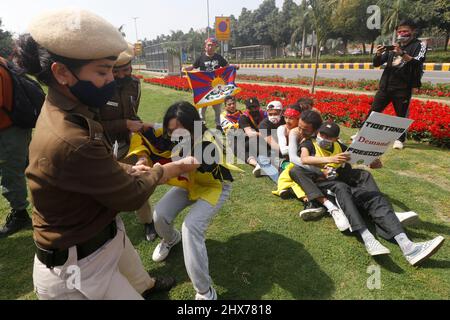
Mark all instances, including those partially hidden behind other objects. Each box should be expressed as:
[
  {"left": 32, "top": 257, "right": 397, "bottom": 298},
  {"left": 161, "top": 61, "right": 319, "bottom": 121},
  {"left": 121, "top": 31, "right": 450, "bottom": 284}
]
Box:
[
  {"left": 115, "top": 43, "right": 135, "bottom": 67},
  {"left": 28, "top": 8, "right": 127, "bottom": 60}
]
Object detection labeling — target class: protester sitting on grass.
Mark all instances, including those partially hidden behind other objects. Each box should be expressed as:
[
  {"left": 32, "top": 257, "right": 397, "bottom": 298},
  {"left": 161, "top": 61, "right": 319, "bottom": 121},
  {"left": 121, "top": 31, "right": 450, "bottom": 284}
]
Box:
[
  {"left": 238, "top": 97, "right": 267, "bottom": 177},
  {"left": 255, "top": 100, "right": 286, "bottom": 183},
  {"left": 288, "top": 115, "right": 444, "bottom": 264},
  {"left": 273, "top": 103, "right": 326, "bottom": 219},
  {"left": 220, "top": 96, "right": 242, "bottom": 135}
]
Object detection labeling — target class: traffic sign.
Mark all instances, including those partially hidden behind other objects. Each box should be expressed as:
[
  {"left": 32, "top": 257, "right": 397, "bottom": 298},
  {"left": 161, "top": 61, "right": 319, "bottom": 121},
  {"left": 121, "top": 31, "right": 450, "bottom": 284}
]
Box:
[{"left": 215, "top": 17, "right": 231, "bottom": 42}]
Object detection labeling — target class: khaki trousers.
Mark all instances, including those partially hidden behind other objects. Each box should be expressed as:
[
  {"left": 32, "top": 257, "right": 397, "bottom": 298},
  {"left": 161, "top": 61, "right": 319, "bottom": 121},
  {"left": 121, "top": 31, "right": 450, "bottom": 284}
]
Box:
[{"left": 33, "top": 217, "right": 155, "bottom": 300}]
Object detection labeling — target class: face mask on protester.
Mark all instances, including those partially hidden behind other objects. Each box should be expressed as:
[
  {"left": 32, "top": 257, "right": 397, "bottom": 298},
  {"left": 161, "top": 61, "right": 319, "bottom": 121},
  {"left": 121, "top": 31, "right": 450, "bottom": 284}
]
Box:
[
  {"left": 68, "top": 70, "right": 117, "bottom": 109},
  {"left": 115, "top": 75, "right": 132, "bottom": 86},
  {"left": 268, "top": 115, "right": 281, "bottom": 124},
  {"left": 397, "top": 33, "right": 412, "bottom": 43},
  {"left": 317, "top": 136, "right": 333, "bottom": 150}
]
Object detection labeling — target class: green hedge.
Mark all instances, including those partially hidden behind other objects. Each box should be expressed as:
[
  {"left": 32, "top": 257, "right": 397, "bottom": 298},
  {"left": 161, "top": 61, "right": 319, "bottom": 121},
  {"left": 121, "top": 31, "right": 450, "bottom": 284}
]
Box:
[{"left": 230, "top": 51, "right": 450, "bottom": 64}]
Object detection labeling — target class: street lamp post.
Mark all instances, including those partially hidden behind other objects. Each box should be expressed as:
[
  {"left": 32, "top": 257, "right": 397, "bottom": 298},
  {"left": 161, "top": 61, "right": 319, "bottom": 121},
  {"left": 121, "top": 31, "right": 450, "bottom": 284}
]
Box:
[
  {"left": 132, "top": 17, "right": 139, "bottom": 43},
  {"left": 207, "top": 0, "right": 210, "bottom": 38},
  {"left": 132, "top": 17, "right": 140, "bottom": 71}
]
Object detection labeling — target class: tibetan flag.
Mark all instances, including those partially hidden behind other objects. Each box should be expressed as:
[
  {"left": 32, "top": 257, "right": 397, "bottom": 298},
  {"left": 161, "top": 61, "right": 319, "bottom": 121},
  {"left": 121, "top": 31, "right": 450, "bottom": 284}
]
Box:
[{"left": 185, "top": 66, "right": 241, "bottom": 109}]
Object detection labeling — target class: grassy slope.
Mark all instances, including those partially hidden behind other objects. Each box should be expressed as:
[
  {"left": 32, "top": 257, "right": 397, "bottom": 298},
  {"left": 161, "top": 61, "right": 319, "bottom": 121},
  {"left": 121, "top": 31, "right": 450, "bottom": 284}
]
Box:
[{"left": 0, "top": 83, "right": 448, "bottom": 300}]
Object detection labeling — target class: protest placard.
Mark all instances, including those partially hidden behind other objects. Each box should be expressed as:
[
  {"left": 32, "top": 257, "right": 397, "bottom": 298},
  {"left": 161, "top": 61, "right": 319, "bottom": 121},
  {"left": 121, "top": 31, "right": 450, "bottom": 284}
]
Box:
[{"left": 347, "top": 112, "right": 414, "bottom": 166}]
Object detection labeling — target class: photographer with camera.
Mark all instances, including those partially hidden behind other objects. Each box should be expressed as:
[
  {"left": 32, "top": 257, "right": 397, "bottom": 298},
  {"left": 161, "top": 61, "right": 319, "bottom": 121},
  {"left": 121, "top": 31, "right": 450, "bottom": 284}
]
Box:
[{"left": 368, "top": 19, "right": 426, "bottom": 150}]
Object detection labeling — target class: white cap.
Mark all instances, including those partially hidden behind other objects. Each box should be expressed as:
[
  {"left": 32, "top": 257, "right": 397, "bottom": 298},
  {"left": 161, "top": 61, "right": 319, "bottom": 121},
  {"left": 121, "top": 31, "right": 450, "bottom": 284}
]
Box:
[{"left": 267, "top": 101, "right": 283, "bottom": 110}]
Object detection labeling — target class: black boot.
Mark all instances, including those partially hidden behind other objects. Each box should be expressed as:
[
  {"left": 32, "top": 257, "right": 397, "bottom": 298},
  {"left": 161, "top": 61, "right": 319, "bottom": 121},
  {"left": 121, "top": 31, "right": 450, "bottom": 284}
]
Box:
[
  {"left": 142, "top": 276, "right": 176, "bottom": 299},
  {"left": 0, "top": 209, "right": 32, "bottom": 238},
  {"left": 144, "top": 222, "right": 158, "bottom": 242}
]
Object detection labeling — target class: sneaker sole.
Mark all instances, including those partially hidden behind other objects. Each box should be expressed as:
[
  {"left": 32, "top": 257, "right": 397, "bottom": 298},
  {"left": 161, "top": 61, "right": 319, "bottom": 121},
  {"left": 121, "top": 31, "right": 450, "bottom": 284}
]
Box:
[
  {"left": 410, "top": 236, "right": 445, "bottom": 266},
  {"left": 253, "top": 170, "right": 262, "bottom": 177},
  {"left": 368, "top": 249, "right": 391, "bottom": 256},
  {"left": 398, "top": 214, "right": 419, "bottom": 227},
  {"left": 299, "top": 208, "right": 326, "bottom": 221}
]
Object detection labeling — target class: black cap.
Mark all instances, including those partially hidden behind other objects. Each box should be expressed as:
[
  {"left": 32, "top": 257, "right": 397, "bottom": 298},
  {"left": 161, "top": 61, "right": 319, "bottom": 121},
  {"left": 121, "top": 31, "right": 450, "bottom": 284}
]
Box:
[
  {"left": 319, "top": 122, "right": 340, "bottom": 138},
  {"left": 245, "top": 97, "right": 260, "bottom": 108}
]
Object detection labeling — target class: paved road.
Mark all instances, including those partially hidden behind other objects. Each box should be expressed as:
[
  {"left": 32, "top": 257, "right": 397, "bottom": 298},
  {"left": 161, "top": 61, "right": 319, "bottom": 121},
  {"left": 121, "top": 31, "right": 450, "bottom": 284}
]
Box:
[{"left": 239, "top": 68, "right": 450, "bottom": 84}]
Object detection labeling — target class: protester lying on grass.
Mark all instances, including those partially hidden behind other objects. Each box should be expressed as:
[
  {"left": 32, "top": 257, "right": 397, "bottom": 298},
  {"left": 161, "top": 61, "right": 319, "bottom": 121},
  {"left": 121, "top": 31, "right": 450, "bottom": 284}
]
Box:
[{"left": 288, "top": 113, "right": 444, "bottom": 265}]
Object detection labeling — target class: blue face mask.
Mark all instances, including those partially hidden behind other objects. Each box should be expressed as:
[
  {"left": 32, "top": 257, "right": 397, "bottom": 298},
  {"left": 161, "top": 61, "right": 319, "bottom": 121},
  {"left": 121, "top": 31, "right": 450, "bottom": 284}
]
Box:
[
  {"left": 68, "top": 70, "right": 117, "bottom": 109},
  {"left": 317, "top": 136, "right": 333, "bottom": 150}
]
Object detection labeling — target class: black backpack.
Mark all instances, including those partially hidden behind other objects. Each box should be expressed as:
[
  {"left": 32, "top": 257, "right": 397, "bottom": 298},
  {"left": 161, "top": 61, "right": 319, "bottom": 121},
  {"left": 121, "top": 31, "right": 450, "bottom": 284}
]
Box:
[{"left": 0, "top": 61, "right": 45, "bottom": 129}]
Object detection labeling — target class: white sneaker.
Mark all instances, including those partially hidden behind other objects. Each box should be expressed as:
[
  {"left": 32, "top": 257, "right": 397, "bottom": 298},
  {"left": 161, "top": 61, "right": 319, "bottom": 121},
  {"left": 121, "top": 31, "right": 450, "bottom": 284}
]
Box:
[
  {"left": 329, "top": 208, "right": 350, "bottom": 232},
  {"left": 404, "top": 236, "right": 445, "bottom": 266},
  {"left": 396, "top": 211, "right": 419, "bottom": 226},
  {"left": 195, "top": 287, "right": 217, "bottom": 300},
  {"left": 364, "top": 238, "right": 391, "bottom": 256},
  {"left": 152, "top": 229, "right": 182, "bottom": 262},
  {"left": 393, "top": 140, "right": 404, "bottom": 150},
  {"left": 299, "top": 201, "right": 326, "bottom": 221},
  {"left": 252, "top": 164, "right": 262, "bottom": 177}
]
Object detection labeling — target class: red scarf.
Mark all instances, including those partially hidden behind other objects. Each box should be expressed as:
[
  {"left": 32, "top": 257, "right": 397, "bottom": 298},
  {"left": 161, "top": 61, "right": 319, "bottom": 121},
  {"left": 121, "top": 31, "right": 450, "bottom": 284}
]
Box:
[{"left": 225, "top": 110, "right": 242, "bottom": 124}]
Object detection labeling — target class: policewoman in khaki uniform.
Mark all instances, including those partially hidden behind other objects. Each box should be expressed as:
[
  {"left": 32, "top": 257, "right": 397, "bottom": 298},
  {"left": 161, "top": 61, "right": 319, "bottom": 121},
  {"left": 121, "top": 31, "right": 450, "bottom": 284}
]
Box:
[
  {"left": 99, "top": 44, "right": 156, "bottom": 242},
  {"left": 18, "top": 8, "right": 183, "bottom": 300}
]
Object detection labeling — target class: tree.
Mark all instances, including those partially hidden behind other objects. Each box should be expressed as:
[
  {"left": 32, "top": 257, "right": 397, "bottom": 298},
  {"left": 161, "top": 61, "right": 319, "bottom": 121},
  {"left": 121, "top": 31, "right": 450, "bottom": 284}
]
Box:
[
  {"left": 307, "top": 0, "right": 338, "bottom": 93},
  {"left": 279, "top": 0, "right": 299, "bottom": 47},
  {"left": 413, "top": 0, "right": 450, "bottom": 51},
  {"left": 236, "top": 8, "right": 255, "bottom": 46},
  {"left": 379, "top": 0, "right": 408, "bottom": 42},
  {"left": 290, "top": 1, "right": 312, "bottom": 58},
  {"left": 252, "top": 0, "right": 280, "bottom": 46},
  {"left": 433, "top": 0, "right": 450, "bottom": 51},
  {"left": 0, "top": 19, "right": 13, "bottom": 58}
]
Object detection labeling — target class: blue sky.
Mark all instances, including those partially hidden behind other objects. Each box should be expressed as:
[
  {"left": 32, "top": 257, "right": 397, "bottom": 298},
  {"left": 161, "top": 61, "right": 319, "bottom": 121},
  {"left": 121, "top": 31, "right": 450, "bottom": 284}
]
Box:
[{"left": 1, "top": 0, "right": 285, "bottom": 43}]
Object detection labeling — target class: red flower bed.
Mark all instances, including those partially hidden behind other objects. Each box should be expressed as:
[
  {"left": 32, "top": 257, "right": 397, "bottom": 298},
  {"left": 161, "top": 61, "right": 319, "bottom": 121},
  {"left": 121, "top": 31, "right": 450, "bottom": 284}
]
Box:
[
  {"left": 144, "top": 76, "right": 450, "bottom": 147},
  {"left": 236, "top": 74, "right": 450, "bottom": 98}
]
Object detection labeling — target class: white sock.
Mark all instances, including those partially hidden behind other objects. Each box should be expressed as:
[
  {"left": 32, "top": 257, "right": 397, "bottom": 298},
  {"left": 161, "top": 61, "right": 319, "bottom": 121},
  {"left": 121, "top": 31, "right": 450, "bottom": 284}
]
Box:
[
  {"left": 359, "top": 228, "right": 376, "bottom": 244},
  {"left": 323, "top": 200, "right": 338, "bottom": 212},
  {"left": 394, "top": 233, "right": 414, "bottom": 254}
]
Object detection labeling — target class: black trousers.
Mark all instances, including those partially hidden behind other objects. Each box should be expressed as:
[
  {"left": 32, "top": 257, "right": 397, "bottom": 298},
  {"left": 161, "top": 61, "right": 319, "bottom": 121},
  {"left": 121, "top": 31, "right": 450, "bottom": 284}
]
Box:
[
  {"left": 289, "top": 166, "right": 404, "bottom": 240},
  {"left": 369, "top": 88, "right": 412, "bottom": 142}
]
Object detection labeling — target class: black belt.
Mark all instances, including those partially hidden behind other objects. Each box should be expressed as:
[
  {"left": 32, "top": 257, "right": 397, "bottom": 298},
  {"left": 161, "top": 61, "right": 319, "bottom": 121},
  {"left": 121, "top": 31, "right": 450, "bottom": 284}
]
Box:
[{"left": 35, "top": 221, "right": 117, "bottom": 269}]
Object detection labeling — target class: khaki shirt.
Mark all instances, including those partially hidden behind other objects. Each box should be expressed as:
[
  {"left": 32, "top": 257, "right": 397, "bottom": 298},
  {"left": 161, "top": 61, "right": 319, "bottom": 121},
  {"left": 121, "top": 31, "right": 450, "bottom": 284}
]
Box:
[
  {"left": 26, "top": 87, "right": 162, "bottom": 250},
  {"left": 99, "top": 76, "right": 141, "bottom": 158}
]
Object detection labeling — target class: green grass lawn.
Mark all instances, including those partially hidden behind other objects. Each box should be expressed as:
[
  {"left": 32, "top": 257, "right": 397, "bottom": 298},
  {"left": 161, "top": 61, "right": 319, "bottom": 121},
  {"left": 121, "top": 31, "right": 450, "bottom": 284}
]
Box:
[{"left": 0, "top": 83, "right": 449, "bottom": 300}]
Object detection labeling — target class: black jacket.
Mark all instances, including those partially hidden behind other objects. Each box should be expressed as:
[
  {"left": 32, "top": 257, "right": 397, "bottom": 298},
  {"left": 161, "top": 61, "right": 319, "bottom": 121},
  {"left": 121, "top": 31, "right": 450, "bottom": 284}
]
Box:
[{"left": 373, "top": 38, "right": 427, "bottom": 90}]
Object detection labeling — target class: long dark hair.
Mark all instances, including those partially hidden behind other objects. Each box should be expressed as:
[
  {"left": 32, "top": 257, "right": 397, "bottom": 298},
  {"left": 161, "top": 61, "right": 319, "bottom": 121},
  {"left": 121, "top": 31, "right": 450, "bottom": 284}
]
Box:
[
  {"left": 13, "top": 34, "right": 116, "bottom": 86},
  {"left": 163, "top": 101, "right": 207, "bottom": 137}
]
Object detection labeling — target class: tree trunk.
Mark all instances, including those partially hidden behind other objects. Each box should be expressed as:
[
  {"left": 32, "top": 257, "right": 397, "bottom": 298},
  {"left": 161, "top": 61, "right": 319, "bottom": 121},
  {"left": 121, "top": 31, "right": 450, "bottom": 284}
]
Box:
[
  {"left": 301, "top": 27, "right": 306, "bottom": 59},
  {"left": 445, "top": 32, "right": 449, "bottom": 51},
  {"left": 370, "top": 42, "right": 375, "bottom": 55},
  {"left": 343, "top": 38, "right": 348, "bottom": 54},
  {"left": 362, "top": 43, "right": 366, "bottom": 55},
  {"left": 312, "top": 39, "right": 321, "bottom": 94}
]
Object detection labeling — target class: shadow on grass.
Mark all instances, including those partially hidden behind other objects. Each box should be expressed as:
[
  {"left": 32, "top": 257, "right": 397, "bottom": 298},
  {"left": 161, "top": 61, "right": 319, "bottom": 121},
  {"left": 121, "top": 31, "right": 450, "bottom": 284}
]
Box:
[
  {"left": 402, "top": 143, "right": 446, "bottom": 152},
  {"left": 207, "top": 231, "right": 334, "bottom": 300},
  {"left": 385, "top": 195, "right": 412, "bottom": 212},
  {"left": 0, "top": 231, "right": 35, "bottom": 300},
  {"left": 419, "top": 259, "right": 450, "bottom": 269},
  {"left": 140, "top": 231, "right": 335, "bottom": 300}
]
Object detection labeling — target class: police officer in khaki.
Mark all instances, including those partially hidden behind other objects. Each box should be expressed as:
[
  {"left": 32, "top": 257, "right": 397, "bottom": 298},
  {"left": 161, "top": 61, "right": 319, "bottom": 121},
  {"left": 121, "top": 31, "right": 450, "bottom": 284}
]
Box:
[
  {"left": 99, "top": 43, "right": 157, "bottom": 242},
  {"left": 19, "top": 8, "right": 189, "bottom": 300}
]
